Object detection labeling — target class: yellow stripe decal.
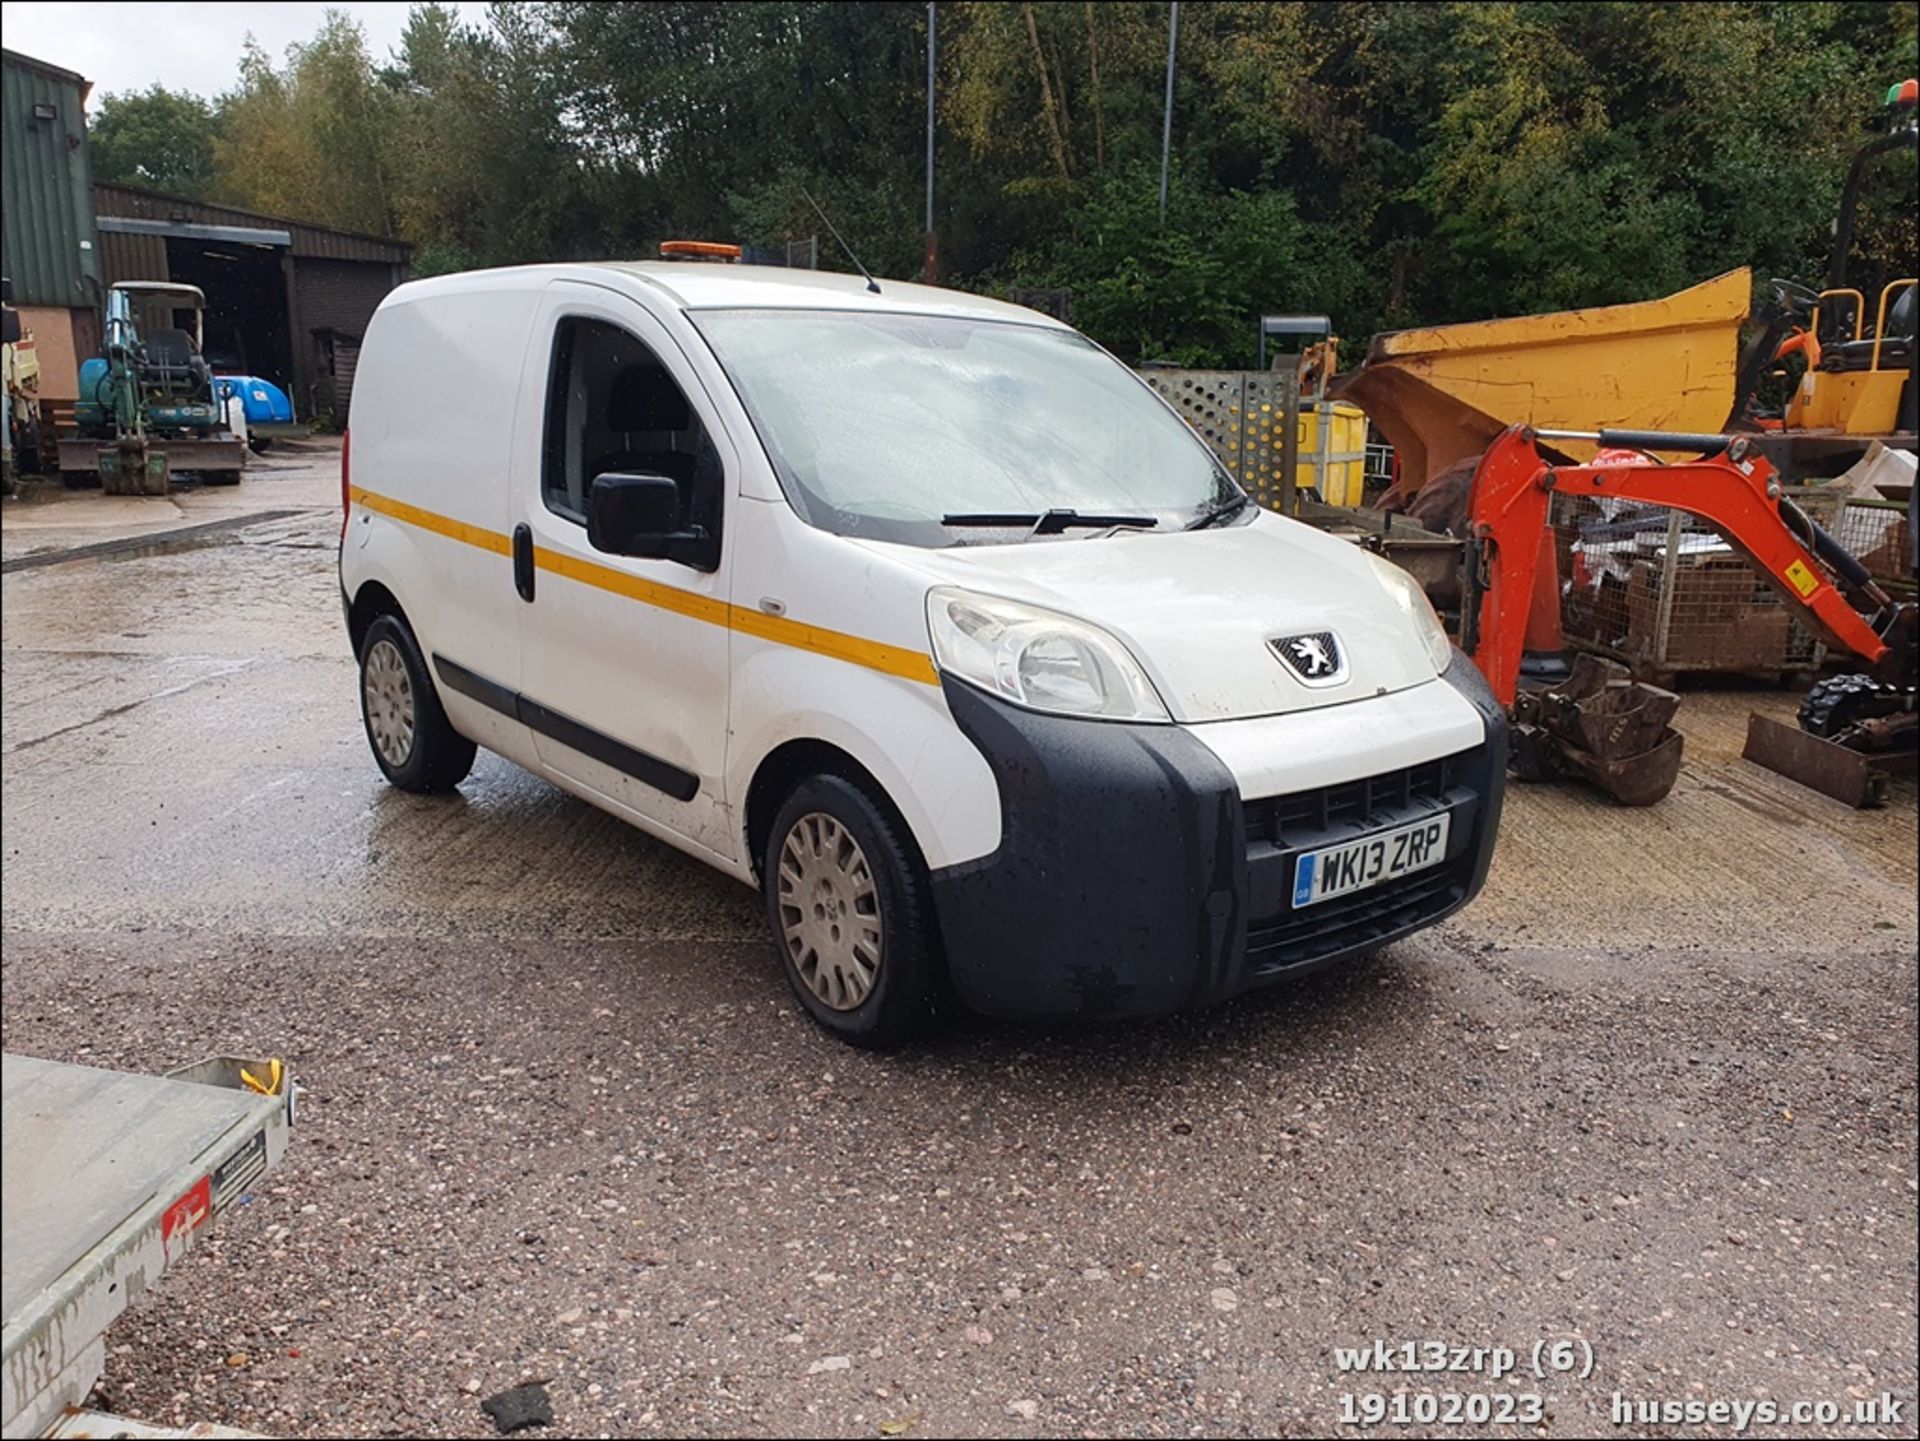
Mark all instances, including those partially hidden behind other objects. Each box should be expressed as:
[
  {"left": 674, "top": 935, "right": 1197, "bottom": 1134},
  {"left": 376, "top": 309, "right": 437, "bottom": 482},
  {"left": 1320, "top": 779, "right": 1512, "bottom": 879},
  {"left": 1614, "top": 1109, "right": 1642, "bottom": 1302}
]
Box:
[
  {"left": 730, "top": 605, "right": 939, "bottom": 684},
  {"left": 352, "top": 487, "right": 513, "bottom": 557},
  {"left": 351, "top": 487, "right": 939, "bottom": 685},
  {"left": 535, "top": 545, "right": 735, "bottom": 628}
]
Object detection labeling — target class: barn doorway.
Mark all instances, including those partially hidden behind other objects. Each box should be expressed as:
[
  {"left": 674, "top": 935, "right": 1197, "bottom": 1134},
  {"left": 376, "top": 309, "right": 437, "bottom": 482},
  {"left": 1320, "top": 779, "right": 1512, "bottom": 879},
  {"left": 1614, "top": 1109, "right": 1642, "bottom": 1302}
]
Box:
[{"left": 163, "top": 237, "right": 294, "bottom": 397}]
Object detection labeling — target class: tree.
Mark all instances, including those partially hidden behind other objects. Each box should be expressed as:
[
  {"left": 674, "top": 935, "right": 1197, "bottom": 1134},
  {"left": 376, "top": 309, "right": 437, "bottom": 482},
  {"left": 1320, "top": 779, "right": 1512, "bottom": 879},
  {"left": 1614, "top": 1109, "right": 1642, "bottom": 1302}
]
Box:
[
  {"left": 89, "top": 86, "right": 219, "bottom": 197},
  {"left": 384, "top": 3, "right": 611, "bottom": 273},
  {"left": 139, "top": 0, "right": 1914, "bottom": 365},
  {"left": 1007, "top": 162, "right": 1305, "bottom": 366},
  {"left": 212, "top": 13, "right": 399, "bottom": 235},
  {"left": 539, "top": 1, "right": 933, "bottom": 273}
]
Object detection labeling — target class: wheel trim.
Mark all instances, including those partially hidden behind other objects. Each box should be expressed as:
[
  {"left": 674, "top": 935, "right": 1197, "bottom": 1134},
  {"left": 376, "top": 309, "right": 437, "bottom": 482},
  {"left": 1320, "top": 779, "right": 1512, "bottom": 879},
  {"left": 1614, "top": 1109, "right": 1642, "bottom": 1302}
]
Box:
[
  {"left": 776, "top": 811, "right": 883, "bottom": 1011},
  {"left": 363, "top": 638, "right": 416, "bottom": 768}
]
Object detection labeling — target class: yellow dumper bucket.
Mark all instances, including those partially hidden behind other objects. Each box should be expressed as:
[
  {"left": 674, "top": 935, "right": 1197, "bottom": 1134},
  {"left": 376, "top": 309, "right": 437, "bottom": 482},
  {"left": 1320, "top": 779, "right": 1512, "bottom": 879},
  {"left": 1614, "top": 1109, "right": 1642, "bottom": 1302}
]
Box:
[{"left": 1332, "top": 268, "right": 1752, "bottom": 491}]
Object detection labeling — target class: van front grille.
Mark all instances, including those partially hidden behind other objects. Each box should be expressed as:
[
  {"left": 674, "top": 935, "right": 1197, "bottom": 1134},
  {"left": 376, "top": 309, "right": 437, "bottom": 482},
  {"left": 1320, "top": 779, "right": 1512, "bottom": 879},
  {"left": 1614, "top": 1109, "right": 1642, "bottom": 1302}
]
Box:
[
  {"left": 1243, "top": 752, "right": 1460, "bottom": 848},
  {"left": 1238, "top": 747, "right": 1480, "bottom": 976}
]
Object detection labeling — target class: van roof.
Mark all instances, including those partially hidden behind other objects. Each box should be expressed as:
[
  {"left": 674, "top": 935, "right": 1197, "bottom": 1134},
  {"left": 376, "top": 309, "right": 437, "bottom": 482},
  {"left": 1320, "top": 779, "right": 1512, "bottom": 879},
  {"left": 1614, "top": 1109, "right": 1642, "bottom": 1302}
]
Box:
[{"left": 385, "top": 262, "right": 1070, "bottom": 329}]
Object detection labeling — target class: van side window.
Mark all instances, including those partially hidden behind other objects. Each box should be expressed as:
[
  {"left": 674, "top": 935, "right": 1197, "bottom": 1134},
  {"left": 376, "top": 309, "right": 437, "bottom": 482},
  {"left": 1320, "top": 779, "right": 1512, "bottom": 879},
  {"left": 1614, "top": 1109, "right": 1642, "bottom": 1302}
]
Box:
[{"left": 541, "top": 317, "right": 722, "bottom": 544}]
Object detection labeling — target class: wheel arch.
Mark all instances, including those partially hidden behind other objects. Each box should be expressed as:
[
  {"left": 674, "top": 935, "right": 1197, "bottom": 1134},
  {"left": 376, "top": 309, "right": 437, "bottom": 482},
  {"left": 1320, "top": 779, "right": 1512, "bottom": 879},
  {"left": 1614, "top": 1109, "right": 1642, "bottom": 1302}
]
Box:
[
  {"left": 346, "top": 579, "right": 407, "bottom": 657},
  {"left": 744, "top": 738, "right": 906, "bottom": 885}
]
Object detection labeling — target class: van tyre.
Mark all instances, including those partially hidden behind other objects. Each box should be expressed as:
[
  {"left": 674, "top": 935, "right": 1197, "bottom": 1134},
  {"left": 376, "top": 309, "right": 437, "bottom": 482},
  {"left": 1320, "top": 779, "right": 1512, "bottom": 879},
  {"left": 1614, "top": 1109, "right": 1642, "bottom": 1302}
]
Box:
[
  {"left": 358, "top": 614, "right": 476, "bottom": 792},
  {"left": 765, "top": 774, "right": 941, "bottom": 1049}
]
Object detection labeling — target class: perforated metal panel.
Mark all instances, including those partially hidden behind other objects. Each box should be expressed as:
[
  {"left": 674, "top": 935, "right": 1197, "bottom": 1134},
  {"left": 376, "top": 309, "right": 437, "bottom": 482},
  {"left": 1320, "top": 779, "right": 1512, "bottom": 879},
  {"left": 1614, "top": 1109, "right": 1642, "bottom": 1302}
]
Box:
[
  {"left": 1135, "top": 370, "right": 1371, "bottom": 509},
  {"left": 1139, "top": 370, "right": 1286, "bottom": 500}
]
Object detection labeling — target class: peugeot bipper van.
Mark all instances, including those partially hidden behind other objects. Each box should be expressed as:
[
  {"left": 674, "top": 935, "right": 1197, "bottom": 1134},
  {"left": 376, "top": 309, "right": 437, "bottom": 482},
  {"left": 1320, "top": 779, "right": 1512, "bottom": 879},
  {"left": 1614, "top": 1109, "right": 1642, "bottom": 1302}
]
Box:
[{"left": 340, "top": 265, "right": 1506, "bottom": 1047}]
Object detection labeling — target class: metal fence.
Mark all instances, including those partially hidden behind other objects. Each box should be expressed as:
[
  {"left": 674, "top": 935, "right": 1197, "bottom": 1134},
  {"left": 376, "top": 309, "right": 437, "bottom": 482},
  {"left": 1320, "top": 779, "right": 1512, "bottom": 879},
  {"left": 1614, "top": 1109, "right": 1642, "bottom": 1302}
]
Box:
[{"left": 1364, "top": 440, "right": 1396, "bottom": 492}]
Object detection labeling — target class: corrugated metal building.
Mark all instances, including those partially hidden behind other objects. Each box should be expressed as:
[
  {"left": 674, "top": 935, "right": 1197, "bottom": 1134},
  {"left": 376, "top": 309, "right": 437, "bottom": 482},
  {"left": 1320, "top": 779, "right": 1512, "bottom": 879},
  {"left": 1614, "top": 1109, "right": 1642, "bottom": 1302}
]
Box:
[
  {"left": 94, "top": 183, "right": 411, "bottom": 420},
  {"left": 1, "top": 48, "right": 103, "bottom": 403}
]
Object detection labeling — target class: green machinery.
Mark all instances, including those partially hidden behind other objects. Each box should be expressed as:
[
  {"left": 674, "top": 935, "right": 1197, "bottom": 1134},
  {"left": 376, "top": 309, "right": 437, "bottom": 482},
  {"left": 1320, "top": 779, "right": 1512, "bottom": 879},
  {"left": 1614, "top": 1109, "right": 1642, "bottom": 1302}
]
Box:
[{"left": 61, "top": 281, "right": 245, "bottom": 494}]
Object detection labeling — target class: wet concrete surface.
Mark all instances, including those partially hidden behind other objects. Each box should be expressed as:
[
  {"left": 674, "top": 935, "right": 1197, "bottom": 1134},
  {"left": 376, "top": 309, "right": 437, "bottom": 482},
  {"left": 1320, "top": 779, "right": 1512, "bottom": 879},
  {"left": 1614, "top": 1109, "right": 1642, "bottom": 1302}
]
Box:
[{"left": 2, "top": 444, "right": 1914, "bottom": 1437}]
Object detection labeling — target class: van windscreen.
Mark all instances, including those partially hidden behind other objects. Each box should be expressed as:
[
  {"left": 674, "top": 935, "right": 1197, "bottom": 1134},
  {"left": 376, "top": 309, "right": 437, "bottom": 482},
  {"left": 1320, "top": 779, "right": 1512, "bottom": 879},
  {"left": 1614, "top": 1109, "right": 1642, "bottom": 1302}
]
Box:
[{"left": 692, "top": 309, "right": 1240, "bottom": 547}]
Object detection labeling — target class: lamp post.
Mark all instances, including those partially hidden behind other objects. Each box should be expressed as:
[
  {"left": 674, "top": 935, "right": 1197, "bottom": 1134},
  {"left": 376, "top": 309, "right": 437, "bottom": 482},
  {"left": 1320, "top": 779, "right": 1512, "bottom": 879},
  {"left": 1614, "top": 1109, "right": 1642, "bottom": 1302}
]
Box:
[
  {"left": 924, "top": 1, "right": 939, "bottom": 283},
  {"left": 1158, "top": 1, "right": 1179, "bottom": 223}
]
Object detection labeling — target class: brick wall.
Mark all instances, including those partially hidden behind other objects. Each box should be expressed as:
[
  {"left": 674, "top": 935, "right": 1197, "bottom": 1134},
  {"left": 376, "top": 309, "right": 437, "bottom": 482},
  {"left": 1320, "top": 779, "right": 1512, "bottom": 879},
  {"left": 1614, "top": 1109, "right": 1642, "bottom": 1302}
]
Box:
[{"left": 291, "top": 259, "right": 401, "bottom": 420}]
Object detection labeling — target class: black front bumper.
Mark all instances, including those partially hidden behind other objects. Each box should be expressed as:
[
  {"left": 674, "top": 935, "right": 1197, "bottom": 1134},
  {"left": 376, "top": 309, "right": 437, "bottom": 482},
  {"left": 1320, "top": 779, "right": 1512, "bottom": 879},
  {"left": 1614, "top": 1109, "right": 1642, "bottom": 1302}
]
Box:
[{"left": 929, "top": 653, "right": 1507, "bottom": 1021}]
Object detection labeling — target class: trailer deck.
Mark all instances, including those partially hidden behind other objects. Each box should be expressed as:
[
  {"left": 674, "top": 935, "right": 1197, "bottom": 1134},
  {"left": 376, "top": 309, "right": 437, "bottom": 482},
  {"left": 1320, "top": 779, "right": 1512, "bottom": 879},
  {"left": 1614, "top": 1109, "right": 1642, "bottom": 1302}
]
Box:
[{"left": 2, "top": 1054, "right": 292, "bottom": 1438}]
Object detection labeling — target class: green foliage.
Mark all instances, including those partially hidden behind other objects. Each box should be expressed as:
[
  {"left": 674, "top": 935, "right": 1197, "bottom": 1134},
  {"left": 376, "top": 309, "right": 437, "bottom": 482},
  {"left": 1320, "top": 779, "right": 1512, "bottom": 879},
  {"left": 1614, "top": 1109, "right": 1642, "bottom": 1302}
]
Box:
[
  {"left": 130, "top": 1, "right": 1918, "bottom": 364},
  {"left": 1006, "top": 163, "right": 1305, "bottom": 367},
  {"left": 212, "top": 15, "right": 398, "bottom": 233},
  {"left": 89, "top": 86, "right": 219, "bottom": 197},
  {"left": 381, "top": 3, "right": 605, "bottom": 267}
]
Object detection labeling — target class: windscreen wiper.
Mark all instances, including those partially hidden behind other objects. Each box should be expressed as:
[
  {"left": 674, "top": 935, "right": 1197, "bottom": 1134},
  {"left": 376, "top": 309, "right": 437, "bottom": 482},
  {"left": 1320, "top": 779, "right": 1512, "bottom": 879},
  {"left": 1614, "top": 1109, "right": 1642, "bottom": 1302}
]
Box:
[
  {"left": 942, "top": 508, "right": 1158, "bottom": 539},
  {"left": 1185, "top": 493, "right": 1252, "bottom": 530}
]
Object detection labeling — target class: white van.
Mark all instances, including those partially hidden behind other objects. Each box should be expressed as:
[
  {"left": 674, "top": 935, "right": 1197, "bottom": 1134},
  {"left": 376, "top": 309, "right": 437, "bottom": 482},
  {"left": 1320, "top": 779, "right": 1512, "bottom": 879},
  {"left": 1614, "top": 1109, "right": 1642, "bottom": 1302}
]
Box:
[{"left": 340, "top": 264, "right": 1506, "bottom": 1046}]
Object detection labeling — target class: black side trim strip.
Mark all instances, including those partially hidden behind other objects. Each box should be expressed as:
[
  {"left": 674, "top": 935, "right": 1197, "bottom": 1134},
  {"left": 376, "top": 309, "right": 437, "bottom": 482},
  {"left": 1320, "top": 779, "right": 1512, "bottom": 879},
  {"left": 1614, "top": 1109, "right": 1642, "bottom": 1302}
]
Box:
[
  {"left": 433, "top": 653, "right": 519, "bottom": 716},
  {"left": 515, "top": 694, "right": 701, "bottom": 802},
  {"left": 431, "top": 654, "right": 700, "bottom": 803}
]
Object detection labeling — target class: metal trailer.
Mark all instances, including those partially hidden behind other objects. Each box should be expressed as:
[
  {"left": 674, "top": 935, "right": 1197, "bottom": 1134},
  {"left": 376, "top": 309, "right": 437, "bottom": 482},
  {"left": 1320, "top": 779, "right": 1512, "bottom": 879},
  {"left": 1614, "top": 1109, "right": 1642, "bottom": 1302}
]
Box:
[{"left": 2, "top": 1053, "right": 294, "bottom": 1438}]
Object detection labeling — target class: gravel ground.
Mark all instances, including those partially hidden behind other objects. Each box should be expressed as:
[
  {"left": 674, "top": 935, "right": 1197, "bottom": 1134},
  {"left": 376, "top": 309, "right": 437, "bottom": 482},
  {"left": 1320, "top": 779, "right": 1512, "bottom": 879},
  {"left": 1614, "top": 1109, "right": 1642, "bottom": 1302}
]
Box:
[
  {"left": 3, "top": 456, "right": 1915, "bottom": 1437},
  {"left": 5, "top": 931, "right": 1912, "bottom": 1438}
]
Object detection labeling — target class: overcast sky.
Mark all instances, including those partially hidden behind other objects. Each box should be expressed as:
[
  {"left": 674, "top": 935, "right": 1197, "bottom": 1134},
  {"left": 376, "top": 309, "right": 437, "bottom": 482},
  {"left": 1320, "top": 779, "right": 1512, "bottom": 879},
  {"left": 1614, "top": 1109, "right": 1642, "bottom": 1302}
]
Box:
[{"left": 1, "top": 1, "right": 493, "bottom": 107}]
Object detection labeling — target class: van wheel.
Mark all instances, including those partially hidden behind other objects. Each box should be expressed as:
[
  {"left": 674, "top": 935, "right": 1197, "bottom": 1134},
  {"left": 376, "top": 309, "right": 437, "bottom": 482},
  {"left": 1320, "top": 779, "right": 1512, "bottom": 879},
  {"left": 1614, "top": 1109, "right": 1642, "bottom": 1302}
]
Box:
[
  {"left": 764, "top": 774, "right": 941, "bottom": 1049},
  {"left": 358, "top": 614, "right": 476, "bottom": 793}
]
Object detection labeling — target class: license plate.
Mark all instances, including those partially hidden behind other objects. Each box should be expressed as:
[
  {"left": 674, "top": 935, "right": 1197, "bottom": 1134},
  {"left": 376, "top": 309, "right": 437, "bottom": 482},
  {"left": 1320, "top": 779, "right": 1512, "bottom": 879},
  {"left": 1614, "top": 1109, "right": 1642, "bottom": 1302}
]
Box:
[{"left": 1291, "top": 813, "right": 1451, "bottom": 908}]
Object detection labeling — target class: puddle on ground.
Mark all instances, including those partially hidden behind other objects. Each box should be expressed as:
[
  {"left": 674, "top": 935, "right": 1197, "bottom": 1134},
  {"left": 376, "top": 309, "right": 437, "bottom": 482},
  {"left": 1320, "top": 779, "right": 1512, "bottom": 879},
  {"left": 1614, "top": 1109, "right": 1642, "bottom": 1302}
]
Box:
[{"left": 2, "top": 511, "right": 305, "bottom": 573}]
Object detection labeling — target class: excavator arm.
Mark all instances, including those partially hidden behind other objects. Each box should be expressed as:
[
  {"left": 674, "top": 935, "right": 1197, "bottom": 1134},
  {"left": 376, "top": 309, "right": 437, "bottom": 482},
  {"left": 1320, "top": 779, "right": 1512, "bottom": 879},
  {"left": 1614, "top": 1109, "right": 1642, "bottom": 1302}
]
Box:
[
  {"left": 1435, "top": 425, "right": 1915, "bottom": 807},
  {"left": 1463, "top": 425, "right": 1900, "bottom": 709}
]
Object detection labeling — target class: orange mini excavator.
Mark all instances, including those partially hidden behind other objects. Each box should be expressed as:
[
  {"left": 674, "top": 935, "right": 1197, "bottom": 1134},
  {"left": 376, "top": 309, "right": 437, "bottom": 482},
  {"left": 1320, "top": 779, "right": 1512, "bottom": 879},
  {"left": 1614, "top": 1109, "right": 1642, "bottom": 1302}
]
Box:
[{"left": 1446, "top": 425, "right": 1915, "bottom": 807}]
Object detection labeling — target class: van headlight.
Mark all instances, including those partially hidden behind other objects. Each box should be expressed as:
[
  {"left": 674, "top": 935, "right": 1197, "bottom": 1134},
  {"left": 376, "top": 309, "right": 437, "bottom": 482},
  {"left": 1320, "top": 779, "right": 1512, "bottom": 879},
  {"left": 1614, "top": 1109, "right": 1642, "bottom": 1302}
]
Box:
[
  {"left": 1364, "top": 551, "right": 1455, "bottom": 674},
  {"left": 926, "top": 587, "right": 1170, "bottom": 722}
]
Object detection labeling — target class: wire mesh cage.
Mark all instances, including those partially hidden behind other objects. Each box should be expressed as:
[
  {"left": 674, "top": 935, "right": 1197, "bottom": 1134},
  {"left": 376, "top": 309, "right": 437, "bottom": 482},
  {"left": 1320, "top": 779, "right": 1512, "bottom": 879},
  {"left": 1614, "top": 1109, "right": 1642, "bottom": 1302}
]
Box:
[
  {"left": 1549, "top": 491, "right": 1849, "bottom": 684},
  {"left": 1828, "top": 496, "right": 1914, "bottom": 592}
]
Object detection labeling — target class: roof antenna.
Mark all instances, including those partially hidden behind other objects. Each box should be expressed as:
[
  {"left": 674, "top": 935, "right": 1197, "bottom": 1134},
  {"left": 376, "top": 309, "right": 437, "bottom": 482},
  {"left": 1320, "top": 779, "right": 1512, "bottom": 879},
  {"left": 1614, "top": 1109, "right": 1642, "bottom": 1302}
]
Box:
[{"left": 800, "top": 186, "right": 881, "bottom": 295}]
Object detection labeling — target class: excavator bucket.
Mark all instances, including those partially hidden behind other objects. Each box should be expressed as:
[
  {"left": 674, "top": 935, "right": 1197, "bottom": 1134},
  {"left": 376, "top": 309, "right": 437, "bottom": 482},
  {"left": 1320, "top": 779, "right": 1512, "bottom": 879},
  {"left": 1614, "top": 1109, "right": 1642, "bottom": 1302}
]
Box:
[
  {"left": 96, "top": 438, "right": 168, "bottom": 496},
  {"left": 1509, "top": 654, "right": 1686, "bottom": 806}
]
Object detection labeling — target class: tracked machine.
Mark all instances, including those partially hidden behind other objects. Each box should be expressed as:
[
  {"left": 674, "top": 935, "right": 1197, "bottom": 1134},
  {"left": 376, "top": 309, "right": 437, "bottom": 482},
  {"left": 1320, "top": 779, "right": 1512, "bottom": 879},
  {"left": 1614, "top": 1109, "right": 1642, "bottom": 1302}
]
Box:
[
  {"left": 60, "top": 281, "right": 245, "bottom": 495},
  {"left": 1444, "top": 425, "right": 1915, "bottom": 805}
]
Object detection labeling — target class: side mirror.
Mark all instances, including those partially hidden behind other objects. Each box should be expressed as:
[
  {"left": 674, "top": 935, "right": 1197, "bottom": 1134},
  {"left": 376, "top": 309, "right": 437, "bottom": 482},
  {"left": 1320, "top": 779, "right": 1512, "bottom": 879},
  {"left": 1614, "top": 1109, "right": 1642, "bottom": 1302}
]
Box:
[
  {"left": 1, "top": 309, "right": 18, "bottom": 346},
  {"left": 586, "top": 472, "right": 713, "bottom": 568}
]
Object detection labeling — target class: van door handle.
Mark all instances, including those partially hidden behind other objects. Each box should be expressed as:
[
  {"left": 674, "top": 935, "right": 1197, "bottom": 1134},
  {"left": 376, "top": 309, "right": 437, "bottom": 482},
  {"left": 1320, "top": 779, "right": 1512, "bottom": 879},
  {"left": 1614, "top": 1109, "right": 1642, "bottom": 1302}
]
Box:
[{"left": 512, "top": 523, "right": 535, "bottom": 603}]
